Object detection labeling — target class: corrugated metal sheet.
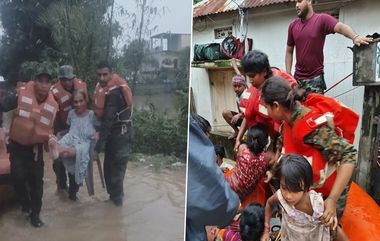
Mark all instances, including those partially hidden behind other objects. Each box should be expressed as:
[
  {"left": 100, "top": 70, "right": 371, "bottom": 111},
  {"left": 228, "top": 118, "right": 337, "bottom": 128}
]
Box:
[{"left": 193, "top": 0, "right": 296, "bottom": 18}]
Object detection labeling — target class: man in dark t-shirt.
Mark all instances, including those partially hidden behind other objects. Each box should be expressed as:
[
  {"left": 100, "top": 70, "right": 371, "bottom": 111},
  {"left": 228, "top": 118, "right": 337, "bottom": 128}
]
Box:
[{"left": 285, "top": 0, "right": 373, "bottom": 94}]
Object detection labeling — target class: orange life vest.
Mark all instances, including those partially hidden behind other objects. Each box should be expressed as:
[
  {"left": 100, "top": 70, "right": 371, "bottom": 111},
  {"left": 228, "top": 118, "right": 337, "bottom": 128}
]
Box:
[
  {"left": 244, "top": 69, "right": 297, "bottom": 136},
  {"left": 93, "top": 74, "right": 132, "bottom": 119},
  {"left": 272, "top": 68, "right": 298, "bottom": 88},
  {"left": 238, "top": 87, "right": 251, "bottom": 114},
  {"left": 303, "top": 93, "right": 359, "bottom": 144},
  {"left": 51, "top": 78, "right": 87, "bottom": 124},
  {"left": 9, "top": 81, "right": 58, "bottom": 145},
  {"left": 283, "top": 108, "right": 342, "bottom": 197},
  {"left": 283, "top": 93, "right": 358, "bottom": 196}
]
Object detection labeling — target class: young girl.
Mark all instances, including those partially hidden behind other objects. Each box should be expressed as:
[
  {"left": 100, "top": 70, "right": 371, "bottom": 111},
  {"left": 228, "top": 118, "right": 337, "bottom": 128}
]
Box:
[
  {"left": 49, "top": 90, "right": 99, "bottom": 201},
  {"left": 225, "top": 125, "right": 269, "bottom": 200},
  {"left": 261, "top": 76, "right": 357, "bottom": 225},
  {"left": 261, "top": 154, "right": 347, "bottom": 241}
]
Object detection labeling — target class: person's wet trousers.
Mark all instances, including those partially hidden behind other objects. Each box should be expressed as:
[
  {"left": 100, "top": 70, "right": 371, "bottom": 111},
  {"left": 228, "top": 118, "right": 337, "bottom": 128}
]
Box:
[
  {"left": 104, "top": 127, "right": 131, "bottom": 206},
  {"left": 9, "top": 141, "right": 44, "bottom": 227}
]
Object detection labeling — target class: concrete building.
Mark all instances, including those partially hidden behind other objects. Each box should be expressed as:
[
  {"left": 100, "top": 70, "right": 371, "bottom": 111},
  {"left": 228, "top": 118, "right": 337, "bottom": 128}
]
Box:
[{"left": 191, "top": 0, "right": 380, "bottom": 148}]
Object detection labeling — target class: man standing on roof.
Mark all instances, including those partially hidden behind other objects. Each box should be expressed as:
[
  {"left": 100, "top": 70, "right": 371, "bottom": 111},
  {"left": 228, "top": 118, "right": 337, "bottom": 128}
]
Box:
[
  {"left": 51, "top": 65, "right": 88, "bottom": 192},
  {"left": 285, "top": 0, "right": 373, "bottom": 94},
  {"left": 93, "top": 62, "right": 133, "bottom": 207},
  {"left": 0, "top": 66, "right": 58, "bottom": 227}
]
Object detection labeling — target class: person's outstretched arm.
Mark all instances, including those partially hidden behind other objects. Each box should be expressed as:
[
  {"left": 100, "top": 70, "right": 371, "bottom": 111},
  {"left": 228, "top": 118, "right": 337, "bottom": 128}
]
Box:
[
  {"left": 261, "top": 192, "right": 279, "bottom": 241},
  {"left": 231, "top": 58, "right": 242, "bottom": 76},
  {"left": 334, "top": 22, "right": 373, "bottom": 46},
  {"left": 234, "top": 117, "right": 248, "bottom": 152}
]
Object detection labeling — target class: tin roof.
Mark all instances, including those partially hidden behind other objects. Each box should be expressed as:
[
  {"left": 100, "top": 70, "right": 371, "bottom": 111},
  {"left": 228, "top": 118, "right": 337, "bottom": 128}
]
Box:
[{"left": 193, "top": 0, "right": 295, "bottom": 18}]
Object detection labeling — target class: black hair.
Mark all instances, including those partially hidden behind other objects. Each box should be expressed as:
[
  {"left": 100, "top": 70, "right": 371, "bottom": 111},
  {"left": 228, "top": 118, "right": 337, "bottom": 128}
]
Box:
[
  {"left": 275, "top": 154, "right": 313, "bottom": 193},
  {"left": 97, "top": 61, "right": 112, "bottom": 71},
  {"left": 246, "top": 125, "right": 268, "bottom": 156},
  {"left": 261, "top": 76, "right": 307, "bottom": 111},
  {"left": 214, "top": 145, "right": 225, "bottom": 159},
  {"left": 239, "top": 203, "right": 265, "bottom": 241},
  {"left": 242, "top": 50, "right": 273, "bottom": 79},
  {"left": 190, "top": 113, "right": 211, "bottom": 134}
]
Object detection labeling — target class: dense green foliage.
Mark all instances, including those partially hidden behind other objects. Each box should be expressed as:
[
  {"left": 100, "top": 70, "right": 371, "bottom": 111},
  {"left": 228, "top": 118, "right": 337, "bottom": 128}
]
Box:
[
  {"left": 132, "top": 89, "right": 188, "bottom": 159},
  {"left": 0, "top": 0, "right": 57, "bottom": 82}
]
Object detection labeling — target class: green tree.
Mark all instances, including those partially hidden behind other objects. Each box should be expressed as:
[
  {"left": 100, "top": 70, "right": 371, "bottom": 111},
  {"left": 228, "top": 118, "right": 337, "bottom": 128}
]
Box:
[
  {"left": 0, "top": 0, "right": 57, "bottom": 83},
  {"left": 37, "top": 0, "right": 121, "bottom": 88}
]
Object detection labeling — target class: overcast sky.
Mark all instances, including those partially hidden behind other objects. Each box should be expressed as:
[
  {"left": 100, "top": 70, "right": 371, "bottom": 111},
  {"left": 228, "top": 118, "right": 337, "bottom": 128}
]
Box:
[
  {"left": 114, "top": 0, "right": 192, "bottom": 43},
  {"left": 0, "top": 0, "right": 192, "bottom": 39}
]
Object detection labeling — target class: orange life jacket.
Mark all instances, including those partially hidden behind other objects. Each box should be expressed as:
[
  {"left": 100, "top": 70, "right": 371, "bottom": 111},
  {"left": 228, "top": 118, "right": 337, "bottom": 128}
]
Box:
[
  {"left": 283, "top": 94, "right": 358, "bottom": 197},
  {"left": 9, "top": 81, "right": 58, "bottom": 145},
  {"left": 303, "top": 93, "right": 359, "bottom": 144},
  {"left": 272, "top": 68, "right": 298, "bottom": 88},
  {"left": 244, "top": 69, "right": 297, "bottom": 136},
  {"left": 51, "top": 78, "right": 87, "bottom": 124},
  {"left": 93, "top": 74, "right": 132, "bottom": 119},
  {"left": 238, "top": 87, "right": 251, "bottom": 114}
]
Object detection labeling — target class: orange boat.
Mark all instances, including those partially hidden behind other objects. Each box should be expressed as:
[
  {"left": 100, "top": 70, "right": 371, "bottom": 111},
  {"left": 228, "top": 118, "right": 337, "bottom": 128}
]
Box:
[{"left": 341, "top": 182, "right": 380, "bottom": 241}]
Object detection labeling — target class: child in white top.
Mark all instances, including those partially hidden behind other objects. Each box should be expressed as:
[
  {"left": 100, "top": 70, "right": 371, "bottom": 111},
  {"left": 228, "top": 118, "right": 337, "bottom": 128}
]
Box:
[{"left": 261, "top": 154, "right": 348, "bottom": 241}]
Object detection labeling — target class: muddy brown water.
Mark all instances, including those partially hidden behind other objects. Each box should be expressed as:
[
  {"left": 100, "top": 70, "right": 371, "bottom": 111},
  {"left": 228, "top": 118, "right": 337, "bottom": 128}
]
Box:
[{"left": 0, "top": 156, "right": 186, "bottom": 241}]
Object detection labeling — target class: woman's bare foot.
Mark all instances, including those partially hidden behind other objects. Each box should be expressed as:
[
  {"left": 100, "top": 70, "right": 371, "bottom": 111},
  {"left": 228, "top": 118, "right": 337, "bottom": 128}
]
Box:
[{"left": 48, "top": 135, "right": 59, "bottom": 160}]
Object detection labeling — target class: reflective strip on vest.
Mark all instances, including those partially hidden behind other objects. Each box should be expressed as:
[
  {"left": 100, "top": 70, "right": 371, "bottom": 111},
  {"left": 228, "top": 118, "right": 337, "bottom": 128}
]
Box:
[
  {"left": 21, "top": 96, "right": 33, "bottom": 105},
  {"left": 40, "top": 116, "right": 50, "bottom": 125},
  {"left": 19, "top": 110, "right": 31, "bottom": 118},
  {"left": 44, "top": 103, "right": 55, "bottom": 113},
  {"left": 60, "top": 95, "right": 70, "bottom": 104},
  {"left": 258, "top": 104, "right": 268, "bottom": 116}
]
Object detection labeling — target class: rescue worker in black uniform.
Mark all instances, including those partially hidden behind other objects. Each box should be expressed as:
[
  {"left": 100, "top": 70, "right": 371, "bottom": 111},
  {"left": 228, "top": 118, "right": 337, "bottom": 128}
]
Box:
[
  {"left": 0, "top": 68, "right": 58, "bottom": 227},
  {"left": 93, "top": 62, "right": 133, "bottom": 207}
]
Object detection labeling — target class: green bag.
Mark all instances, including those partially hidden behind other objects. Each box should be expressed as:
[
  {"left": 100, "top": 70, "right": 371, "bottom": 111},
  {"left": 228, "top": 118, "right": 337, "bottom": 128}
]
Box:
[{"left": 193, "top": 43, "right": 228, "bottom": 61}]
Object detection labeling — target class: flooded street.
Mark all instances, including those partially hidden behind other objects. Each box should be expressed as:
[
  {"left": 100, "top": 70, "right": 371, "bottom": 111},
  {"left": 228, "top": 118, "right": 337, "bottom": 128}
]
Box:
[{"left": 0, "top": 156, "right": 186, "bottom": 241}]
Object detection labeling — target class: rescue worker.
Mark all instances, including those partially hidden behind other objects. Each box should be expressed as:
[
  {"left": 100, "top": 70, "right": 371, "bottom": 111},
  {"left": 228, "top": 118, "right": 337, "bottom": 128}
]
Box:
[
  {"left": 261, "top": 76, "right": 357, "bottom": 224},
  {"left": 93, "top": 62, "right": 133, "bottom": 207},
  {"left": 0, "top": 67, "right": 58, "bottom": 227},
  {"left": 234, "top": 50, "right": 298, "bottom": 151},
  {"left": 51, "top": 65, "right": 88, "bottom": 191}
]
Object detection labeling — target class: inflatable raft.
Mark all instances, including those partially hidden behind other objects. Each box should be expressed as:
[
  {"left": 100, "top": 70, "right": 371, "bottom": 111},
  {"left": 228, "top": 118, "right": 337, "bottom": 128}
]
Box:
[{"left": 341, "top": 182, "right": 380, "bottom": 241}]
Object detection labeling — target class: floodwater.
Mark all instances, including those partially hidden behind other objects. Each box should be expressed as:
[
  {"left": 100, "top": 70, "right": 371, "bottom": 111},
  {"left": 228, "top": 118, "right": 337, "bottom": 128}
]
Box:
[{"left": 0, "top": 156, "right": 186, "bottom": 241}]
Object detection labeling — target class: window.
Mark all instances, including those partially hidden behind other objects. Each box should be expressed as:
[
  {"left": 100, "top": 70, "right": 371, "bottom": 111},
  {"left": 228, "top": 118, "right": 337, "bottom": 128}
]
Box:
[{"left": 214, "top": 26, "right": 233, "bottom": 39}]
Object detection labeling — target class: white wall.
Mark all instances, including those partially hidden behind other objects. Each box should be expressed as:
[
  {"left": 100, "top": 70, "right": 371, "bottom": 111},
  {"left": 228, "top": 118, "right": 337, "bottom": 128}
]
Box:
[
  {"left": 192, "top": 0, "right": 380, "bottom": 147},
  {"left": 190, "top": 68, "right": 213, "bottom": 122}
]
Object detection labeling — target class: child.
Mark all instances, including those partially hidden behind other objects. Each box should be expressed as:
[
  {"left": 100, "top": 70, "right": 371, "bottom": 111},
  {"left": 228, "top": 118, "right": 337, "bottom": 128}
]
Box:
[
  {"left": 225, "top": 125, "right": 269, "bottom": 200},
  {"left": 214, "top": 145, "right": 225, "bottom": 167},
  {"left": 49, "top": 90, "right": 99, "bottom": 201},
  {"left": 261, "top": 154, "right": 347, "bottom": 241},
  {"left": 261, "top": 76, "right": 357, "bottom": 223},
  {"left": 207, "top": 203, "right": 265, "bottom": 241}
]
